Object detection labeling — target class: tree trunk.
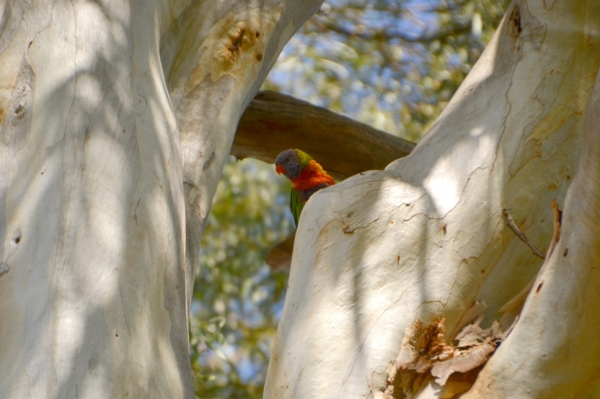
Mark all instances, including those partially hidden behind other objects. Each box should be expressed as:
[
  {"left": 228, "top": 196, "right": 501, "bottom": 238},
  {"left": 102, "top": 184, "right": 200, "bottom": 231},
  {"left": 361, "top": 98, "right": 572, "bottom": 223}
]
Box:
[
  {"left": 0, "top": 1, "right": 321, "bottom": 397},
  {"left": 264, "top": 1, "right": 600, "bottom": 398}
]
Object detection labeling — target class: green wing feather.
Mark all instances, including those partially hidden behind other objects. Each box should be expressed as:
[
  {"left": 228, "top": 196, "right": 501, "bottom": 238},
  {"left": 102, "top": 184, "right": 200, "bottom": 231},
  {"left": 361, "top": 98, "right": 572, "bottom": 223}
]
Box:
[{"left": 290, "top": 188, "right": 305, "bottom": 227}]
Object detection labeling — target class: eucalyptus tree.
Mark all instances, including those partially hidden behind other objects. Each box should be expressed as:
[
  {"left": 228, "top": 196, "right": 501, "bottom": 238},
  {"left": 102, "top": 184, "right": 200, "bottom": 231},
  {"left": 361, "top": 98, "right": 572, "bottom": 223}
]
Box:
[
  {"left": 265, "top": 1, "right": 600, "bottom": 398},
  {"left": 0, "top": 1, "right": 321, "bottom": 397},
  {"left": 193, "top": 1, "right": 509, "bottom": 396},
  {"left": 2, "top": 0, "right": 598, "bottom": 398}
]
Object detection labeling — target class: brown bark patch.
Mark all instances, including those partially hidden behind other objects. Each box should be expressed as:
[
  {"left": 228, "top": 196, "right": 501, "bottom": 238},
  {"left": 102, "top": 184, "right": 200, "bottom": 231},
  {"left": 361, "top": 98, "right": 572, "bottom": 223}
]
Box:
[{"left": 376, "top": 316, "right": 516, "bottom": 397}]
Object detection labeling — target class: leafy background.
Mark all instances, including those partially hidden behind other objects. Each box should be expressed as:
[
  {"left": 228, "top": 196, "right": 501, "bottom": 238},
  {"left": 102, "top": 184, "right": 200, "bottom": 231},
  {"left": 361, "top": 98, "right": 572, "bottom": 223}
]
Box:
[{"left": 190, "top": 0, "right": 510, "bottom": 397}]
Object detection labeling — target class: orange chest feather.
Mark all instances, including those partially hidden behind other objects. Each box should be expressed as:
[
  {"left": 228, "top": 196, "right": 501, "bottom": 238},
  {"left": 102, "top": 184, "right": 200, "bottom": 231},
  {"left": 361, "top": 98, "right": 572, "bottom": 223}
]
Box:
[{"left": 291, "top": 160, "right": 335, "bottom": 191}]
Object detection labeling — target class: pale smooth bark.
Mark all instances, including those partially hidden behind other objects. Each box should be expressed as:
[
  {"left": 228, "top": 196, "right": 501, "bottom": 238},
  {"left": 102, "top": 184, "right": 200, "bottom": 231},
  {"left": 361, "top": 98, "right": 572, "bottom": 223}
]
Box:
[
  {"left": 0, "top": 0, "right": 321, "bottom": 398},
  {"left": 264, "top": 1, "right": 600, "bottom": 398},
  {"left": 463, "top": 65, "right": 600, "bottom": 399}
]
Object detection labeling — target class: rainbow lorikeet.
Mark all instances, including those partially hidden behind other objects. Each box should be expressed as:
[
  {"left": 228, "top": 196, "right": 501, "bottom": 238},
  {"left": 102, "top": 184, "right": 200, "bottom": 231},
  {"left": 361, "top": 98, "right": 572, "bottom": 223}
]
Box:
[{"left": 275, "top": 149, "right": 335, "bottom": 226}]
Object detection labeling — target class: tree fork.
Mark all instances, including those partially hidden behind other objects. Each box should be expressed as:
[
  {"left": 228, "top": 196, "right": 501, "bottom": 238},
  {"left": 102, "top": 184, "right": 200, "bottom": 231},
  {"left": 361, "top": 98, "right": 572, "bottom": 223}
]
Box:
[{"left": 264, "top": 1, "right": 600, "bottom": 397}]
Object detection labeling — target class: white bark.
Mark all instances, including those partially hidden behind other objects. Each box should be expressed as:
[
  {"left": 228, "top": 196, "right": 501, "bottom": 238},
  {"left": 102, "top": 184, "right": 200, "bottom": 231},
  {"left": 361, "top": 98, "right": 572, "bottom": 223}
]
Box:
[
  {"left": 264, "top": 1, "right": 600, "bottom": 398},
  {"left": 463, "top": 67, "right": 600, "bottom": 399},
  {"left": 0, "top": 0, "right": 321, "bottom": 397}
]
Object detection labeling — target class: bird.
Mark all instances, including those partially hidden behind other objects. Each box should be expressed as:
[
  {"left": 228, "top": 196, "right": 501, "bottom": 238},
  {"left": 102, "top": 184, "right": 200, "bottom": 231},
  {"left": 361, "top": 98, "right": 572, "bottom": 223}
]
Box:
[{"left": 275, "top": 149, "right": 335, "bottom": 226}]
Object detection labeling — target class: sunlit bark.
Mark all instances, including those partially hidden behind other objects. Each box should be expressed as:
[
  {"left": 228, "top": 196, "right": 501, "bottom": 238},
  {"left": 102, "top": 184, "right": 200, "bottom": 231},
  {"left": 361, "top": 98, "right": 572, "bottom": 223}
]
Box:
[
  {"left": 264, "top": 1, "right": 600, "bottom": 398},
  {"left": 0, "top": 0, "right": 321, "bottom": 397}
]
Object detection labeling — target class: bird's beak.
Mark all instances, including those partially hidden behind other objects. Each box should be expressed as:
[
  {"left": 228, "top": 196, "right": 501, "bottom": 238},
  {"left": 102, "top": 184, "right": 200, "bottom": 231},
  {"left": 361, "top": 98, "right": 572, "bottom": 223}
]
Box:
[{"left": 275, "top": 165, "right": 285, "bottom": 175}]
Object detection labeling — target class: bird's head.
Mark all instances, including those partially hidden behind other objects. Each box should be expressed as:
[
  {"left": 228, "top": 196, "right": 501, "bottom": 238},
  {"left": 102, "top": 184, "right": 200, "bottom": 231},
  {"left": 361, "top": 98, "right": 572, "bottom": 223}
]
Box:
[{"left": 275, "top": 149, "right": 312, "bottom": 180}]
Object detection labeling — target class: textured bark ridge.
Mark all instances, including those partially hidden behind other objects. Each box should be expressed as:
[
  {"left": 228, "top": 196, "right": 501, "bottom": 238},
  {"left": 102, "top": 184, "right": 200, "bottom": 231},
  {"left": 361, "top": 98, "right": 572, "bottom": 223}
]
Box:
[
  {"left": 0, "top": 1, "right": 322, "bottom": 398},
  {"left": 264, "top": 1, "right": 600, "bottom": 398}
]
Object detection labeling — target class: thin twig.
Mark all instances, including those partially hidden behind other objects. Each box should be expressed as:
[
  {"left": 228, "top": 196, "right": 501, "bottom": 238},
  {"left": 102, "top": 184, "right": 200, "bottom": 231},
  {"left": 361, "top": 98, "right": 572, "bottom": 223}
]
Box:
[
  {"left": 502, "top": 209, "right": 546, "bottom": 259},
  {"left": 499, "top": 200, "right": 563, "bottom": 326}
]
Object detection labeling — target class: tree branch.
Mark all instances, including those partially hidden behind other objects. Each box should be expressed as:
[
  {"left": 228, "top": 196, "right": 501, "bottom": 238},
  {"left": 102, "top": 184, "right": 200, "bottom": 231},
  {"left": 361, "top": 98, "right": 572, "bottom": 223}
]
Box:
[
  {"left": 232, "top": 91, "right": 416, "bottom": 181},
  {"left": 235, "top": 91, "right": 416, "bottom": 271},
  {"left": 307, "top": 15, "right": 472, "bottom": 44}
]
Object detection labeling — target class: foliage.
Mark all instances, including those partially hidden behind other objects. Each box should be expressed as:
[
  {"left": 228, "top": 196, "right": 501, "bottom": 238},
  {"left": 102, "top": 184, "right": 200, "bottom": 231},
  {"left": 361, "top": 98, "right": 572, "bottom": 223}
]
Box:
[
  {"left": 190, "top": 0, "right": 510, "bottom": 397},
  {"left": 265, "top": 0, "right": 509, "bottom": 142},
  {"left": 190, "top": 158, "right": 293, "bottom": 398}
]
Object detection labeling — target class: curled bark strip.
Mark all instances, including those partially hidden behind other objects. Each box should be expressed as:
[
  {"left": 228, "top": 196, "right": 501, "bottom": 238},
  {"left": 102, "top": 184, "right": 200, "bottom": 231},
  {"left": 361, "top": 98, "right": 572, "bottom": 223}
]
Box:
[
  {"left": 500, "top": 200, "right": 563, "bottom": 326},
  {"left": 503, "top": 209, "right": 546, "bottom": 259}
]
